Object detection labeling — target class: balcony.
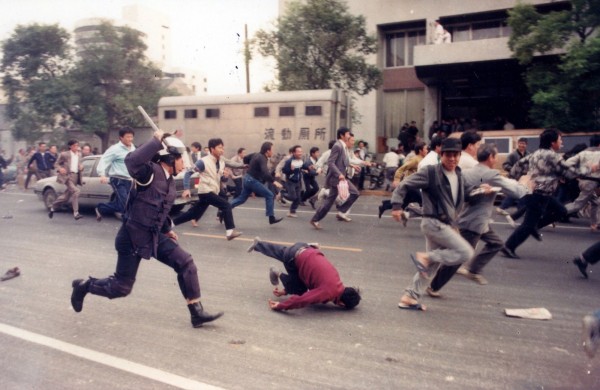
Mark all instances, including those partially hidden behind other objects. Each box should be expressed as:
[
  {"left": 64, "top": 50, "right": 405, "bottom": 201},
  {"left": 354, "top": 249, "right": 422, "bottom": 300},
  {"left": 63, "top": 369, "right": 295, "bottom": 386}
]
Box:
[{"left": 414, "top": 37, "right": 513, "bottom": 67}]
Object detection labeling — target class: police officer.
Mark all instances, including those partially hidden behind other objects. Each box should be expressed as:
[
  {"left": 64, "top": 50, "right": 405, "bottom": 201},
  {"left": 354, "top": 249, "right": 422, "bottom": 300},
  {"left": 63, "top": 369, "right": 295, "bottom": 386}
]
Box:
[{"left": 70, "top": 128, "right": 223, "bottom": 328}]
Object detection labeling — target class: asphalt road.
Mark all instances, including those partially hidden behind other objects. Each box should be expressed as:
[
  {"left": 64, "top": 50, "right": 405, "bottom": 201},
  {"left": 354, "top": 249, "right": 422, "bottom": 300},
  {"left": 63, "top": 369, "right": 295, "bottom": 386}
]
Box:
[{"left": 1, "top": 186, "right": 600, "bottom": 389}]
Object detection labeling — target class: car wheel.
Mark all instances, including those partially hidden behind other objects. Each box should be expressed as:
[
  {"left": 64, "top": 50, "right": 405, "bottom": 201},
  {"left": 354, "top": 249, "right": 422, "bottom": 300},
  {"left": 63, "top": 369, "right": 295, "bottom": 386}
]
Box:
[{"left": 43, "top": 188, "right": 57, "bottom": 210}]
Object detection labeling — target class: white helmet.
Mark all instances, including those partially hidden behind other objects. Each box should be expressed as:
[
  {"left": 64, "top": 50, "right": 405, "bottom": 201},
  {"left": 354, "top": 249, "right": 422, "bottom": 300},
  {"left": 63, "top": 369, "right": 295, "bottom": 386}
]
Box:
[{"left": 154, "top": 135, "right": 191, "bottom": 170}]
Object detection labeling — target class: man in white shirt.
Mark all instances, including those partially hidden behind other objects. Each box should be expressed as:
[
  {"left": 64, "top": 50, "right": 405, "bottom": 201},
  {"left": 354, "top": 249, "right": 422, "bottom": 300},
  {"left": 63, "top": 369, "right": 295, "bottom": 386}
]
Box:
[
  {"left": 418, "top": 137, "right": 443, "bottom": 169},
  {"left": 458, "top": 131, "right": 482, "bottom": 169},
  {"left": 382, "top": 146, "right": 402, "bottom": 192},
  {"left": 433, "top": 20, "right": 444, "bottom": 44}
]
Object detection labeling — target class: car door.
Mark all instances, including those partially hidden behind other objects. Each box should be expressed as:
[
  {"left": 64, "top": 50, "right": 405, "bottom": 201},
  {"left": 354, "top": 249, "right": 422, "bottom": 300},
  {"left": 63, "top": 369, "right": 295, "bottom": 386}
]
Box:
[{"left": 79, "top": 157, "right": 113, "bottom": 207}]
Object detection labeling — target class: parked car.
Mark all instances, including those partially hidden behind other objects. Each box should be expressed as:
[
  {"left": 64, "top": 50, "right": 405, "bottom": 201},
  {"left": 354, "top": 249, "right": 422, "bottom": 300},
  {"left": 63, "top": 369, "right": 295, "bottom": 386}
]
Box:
[{"left": 33, "top": 155, "right": 198, "bottom": 214}]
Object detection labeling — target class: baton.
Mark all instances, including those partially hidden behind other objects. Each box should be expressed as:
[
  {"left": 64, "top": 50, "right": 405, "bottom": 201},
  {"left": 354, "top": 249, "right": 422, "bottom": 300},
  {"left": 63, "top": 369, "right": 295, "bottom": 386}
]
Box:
[{"left": 137, "top": 106, "right": 160, "bottom": 132}]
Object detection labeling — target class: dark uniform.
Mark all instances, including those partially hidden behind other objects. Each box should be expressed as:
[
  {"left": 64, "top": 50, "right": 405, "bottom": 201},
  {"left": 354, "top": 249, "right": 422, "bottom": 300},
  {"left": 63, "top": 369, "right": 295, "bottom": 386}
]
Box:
[{"left": 70, "top": 136, "right": 222, "bottom": 327}]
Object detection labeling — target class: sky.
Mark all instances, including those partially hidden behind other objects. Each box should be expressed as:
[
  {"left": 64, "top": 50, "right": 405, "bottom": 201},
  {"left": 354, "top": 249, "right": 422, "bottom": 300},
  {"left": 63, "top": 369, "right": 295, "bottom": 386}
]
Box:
[{"left": 0, "top": 0, "right": 280, "bottom": 94}]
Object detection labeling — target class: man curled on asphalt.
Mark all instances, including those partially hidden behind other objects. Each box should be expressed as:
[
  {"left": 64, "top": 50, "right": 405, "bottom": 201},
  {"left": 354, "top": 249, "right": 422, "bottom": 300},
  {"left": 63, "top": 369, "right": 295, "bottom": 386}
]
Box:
[
  {"left": 247, "top": 237, "right": 361, "bottom": 311},
  {"left": 70, "top": 128, "right": 223, "bottom": 328}
]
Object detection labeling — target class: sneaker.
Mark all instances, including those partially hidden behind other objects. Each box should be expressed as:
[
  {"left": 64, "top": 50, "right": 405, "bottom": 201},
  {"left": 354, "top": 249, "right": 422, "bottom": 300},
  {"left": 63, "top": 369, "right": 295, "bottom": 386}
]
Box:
[
  {"left": 48, "top": 208, "right": 54, "bottom": 219},
  {"left": 73, "top": 213, "right": 84, "bottom": 220},
  {"left": 426, "top": 286, "right": 442, "bottom": 298},
  {"left": 226, "top": 230, "right": 242, "bottom": 241},
  {"left": 336, "top": 212, "right": 352, "bottom": 222},
  {"left": 582, "top": 314, "right": 600, "bottom": 358},
  {"left": 269, "top": 267, "right": 280, "bottom": 286},
  {"left": 401, "top": 211, "right": 409, "bottom": 227},
  {"left": 247, "top": 236, "right": 260, "bottom": 252},
  {"left": 269, "top": 216, "right": 283, "bottom": 225},
  {"left": 457, "top": 266, "right": 488, "bottom": 285},
  {"left": 95, "top": 207, "right": 102, "bottom": 222},
  {"left": 310, "top": 220, "right": 322, "bottom": 230},
  {"left": 501, "top": 247, "right": 520, "bottom": 259},
  {"left": 287, "top": 213, "right": 298, "bottom": 218}
]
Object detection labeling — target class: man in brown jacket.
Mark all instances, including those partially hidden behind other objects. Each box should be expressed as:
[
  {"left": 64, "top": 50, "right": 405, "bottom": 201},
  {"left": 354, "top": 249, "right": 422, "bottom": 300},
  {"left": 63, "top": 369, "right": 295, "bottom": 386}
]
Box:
[{"left": 48, "top": 139, "right": 83, "bottom": 220}]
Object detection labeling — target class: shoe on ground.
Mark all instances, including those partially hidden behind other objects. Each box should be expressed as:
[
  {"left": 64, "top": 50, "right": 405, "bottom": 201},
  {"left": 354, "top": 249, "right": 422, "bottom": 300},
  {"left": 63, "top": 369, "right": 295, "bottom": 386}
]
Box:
[
  {"left": 0, "top": 267, "right": 20, "bottom": 281},
  {"left": 336, "top": 212, "right": 351, "bottom": 222},
  {"left": 287, "top": 213, "right": 298, "bottom": 218},
  {"left": 48, "top": 208, "right": 54, "bottom": 219},
  {"left": 226, "top": 230, "right": 242, "bottom": 241},
  {"left": 247, "top": 236, "right": 260, "bottom": 253},
  {"left": 505, "top": 214, "right": 516, "bottom": 228},
  {"left": 457, "top": 266, "right": 488, "bottom": 285},
  {"left": 501, "top": 247, "right": 520, "bottom": 259},
  {"left": 378, "top": 205, "right": 384, "bottom": 219},
  {"left": 269, "top": 216, "right": 283, "bottom": 225},
  {"left": 573, "top": 257, "right": 589, "bottom": 279},
  {"left": 74, "top": 213, "right": 83, "bottom": 220},
  {"left": 310, "top": 220, "right": 322, "bottom": 230},
  {"left": 426, "top": 286, "right": 442, "bottom": 298},
  {"left": 188, "top": 302, "right": 223, "bottom": 328},
  {"left": 269, "top": 267, "right": 280, "bottom": 286},
  {"left": 582, "top": 314, "right": 600, "bottom": 358},
  {"left": 95, "top": 207, "right": 102, "bottom": 222},
  {"left": 71, "top": 279, "right": 89, "bottom": 313}
]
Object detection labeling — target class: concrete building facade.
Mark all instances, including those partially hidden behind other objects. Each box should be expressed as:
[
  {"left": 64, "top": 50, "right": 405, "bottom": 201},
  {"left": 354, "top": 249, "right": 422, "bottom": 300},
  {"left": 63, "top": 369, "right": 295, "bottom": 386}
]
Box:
[{"left": 279, "top": 0, "right": 566, "bottom": 151}]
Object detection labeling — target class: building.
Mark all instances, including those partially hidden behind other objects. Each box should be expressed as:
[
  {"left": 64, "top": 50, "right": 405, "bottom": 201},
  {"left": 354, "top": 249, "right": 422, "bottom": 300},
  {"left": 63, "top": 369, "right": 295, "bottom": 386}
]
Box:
[
  {"left": 279, "top": 0, "right": 567, "bottom": 151},
  {"left": 73, "top": 4, "right": 207, "bottom": 96}
]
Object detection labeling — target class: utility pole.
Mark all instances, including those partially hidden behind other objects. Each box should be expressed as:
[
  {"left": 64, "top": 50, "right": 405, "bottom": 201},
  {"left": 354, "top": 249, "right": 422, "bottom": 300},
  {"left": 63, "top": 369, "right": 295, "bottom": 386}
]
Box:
[{"left": 244, "top": 24, "right": 250, "bottom": 93}]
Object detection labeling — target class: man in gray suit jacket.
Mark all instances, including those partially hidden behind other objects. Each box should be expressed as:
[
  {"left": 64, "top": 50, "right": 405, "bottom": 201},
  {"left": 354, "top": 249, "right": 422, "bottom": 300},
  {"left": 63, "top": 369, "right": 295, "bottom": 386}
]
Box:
[
  {"left": 48, "top": 139, "right": 83, "bottom": 220},
  {"left": 429, "top": 143, "right": 529, "bottom": 293},
  {"left": 310, "top": 127, "right": 360, "bottom": 230}
]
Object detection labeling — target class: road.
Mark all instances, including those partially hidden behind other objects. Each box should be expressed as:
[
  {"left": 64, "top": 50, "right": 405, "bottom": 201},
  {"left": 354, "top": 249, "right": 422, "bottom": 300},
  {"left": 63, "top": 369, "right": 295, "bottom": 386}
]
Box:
[{"left": 1, "top": 187, "right": 599, "bottom": 389}]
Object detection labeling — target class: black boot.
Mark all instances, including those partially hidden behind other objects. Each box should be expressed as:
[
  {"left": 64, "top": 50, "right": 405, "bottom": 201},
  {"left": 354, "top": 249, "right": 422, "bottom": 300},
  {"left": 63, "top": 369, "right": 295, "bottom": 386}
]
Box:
[
  {"left": 71, "top": 278, "right": 91, "bottom": 313},
  {"left": 187, "top": 301, "right": 223, "bottom": 328},
  {"left": 269, "top": 215, "right": 283, "bottom": 225}
]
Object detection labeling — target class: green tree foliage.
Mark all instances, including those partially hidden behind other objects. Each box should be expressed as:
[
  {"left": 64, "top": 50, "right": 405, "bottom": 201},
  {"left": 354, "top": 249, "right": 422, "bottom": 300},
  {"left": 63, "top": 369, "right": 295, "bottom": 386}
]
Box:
[
  {"left": 69, "top": 22, "right": 174, "bottom": 150},
  {"left": 508, "top": 1, "right": 600, "bottom": 131},
  {"left": 254, "top": 0, "right": 381, "bottom": 96},
  {"left": 1, "top": 22, "right": 176, "bottom": 149},
  {"left": 1, "top": 24, "right": 72, "bottom": 143}
]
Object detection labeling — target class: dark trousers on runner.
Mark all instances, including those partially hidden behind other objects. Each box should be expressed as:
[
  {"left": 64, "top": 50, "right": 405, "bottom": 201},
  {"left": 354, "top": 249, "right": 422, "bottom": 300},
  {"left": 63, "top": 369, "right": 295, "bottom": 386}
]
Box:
[
  {"left": 174, "top": 192, "right": 235, "bottom": 230},
  {"left": 254, "top": 241, "right": 308, "bottom": 295}
]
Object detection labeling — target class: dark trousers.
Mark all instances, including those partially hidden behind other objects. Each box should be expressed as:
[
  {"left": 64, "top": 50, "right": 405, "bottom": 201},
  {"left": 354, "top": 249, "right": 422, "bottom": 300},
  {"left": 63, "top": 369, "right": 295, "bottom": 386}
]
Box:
[
  {"left": 380, "top": 188, "right": 422, "bottom": 212},
  {"left": 301, "top": 175, "right": 319, "bottom": 201},
  {"left": 582, "top": 241, "right": 600, "bottom": 265},
  {"left": 286, "top": 180, "right": 302, "bottom": 213},
  {"left": 505, "top": 193, "right": 551, "bottom": 251},
  {"left": 430, "top": 228, "right": 504, "bottom": 291},
  {"left": 311, "top": 179, "right": 360, "bottom": 222},
  {"left": 174, "top": 192, "right": 235, "bottom": 230},
  {"left": 254, "top": 241, "right": 307, "bottom": 295},
  {"left": 25, "top": 169, "right": 51, "bottom": 189},
  {"left": 88, "top": 225, "right": 201, "bottom": 300},
  {"left": 233, "top": 177, "right": 243, "bottom": 198},
  {"left": 97, "top": 177, "right": 132, "bottom": 216}
]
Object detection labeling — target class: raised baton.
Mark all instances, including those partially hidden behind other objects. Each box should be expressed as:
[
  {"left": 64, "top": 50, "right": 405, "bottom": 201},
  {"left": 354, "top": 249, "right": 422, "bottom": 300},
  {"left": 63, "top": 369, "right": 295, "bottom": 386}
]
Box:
[{"left": 137, "top": 106, "right": 160, "bottom": 132}]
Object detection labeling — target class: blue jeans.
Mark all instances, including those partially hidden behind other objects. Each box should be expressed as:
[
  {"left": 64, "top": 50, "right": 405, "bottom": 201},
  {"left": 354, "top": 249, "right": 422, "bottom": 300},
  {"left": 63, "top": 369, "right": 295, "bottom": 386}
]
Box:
[
  {"left": 98, "top": 177, "right": 133, "bottom": 216},
  {"left": 230, "top": 174, "right": 275, "bottom": 217}
]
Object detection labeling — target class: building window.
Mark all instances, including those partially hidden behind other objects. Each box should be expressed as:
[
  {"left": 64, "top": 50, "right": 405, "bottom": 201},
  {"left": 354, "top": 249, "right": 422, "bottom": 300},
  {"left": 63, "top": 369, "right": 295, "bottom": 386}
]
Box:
[
  {"left": 279, "top": 106, "right": 295, "bottom": 117},
  {"left": 340, "top": 109, "right": 347, "bottom": 120},
  {"left": 448, "top": 19, "right": 513, "bottom": 42},
  {"left": 164, "top": 110, "right": 177, "bottom": 119},
  {"left": 254, "top": 107, "right": 269, "bottom": 117},
  {"left": 205, "top": 108, "right": 220, "bottom": 118},
  {"left": 184, "top": 109, "right": 197, "bottom": 119},
  {"left": 385, "top": 29, "right": 426, "bottom": 68},
  {"left": 305, "top": 106, "right": 322, "bottom": 116}
]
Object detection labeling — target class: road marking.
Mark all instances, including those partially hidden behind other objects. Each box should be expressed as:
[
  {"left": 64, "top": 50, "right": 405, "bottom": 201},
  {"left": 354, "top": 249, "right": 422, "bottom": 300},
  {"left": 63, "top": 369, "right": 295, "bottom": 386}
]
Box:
[
  {"left": 0, "top": 322, "right": 225, "bottom": 390},
  {"left": 182, "top": 233, "right": 363, "bottom": 252}
]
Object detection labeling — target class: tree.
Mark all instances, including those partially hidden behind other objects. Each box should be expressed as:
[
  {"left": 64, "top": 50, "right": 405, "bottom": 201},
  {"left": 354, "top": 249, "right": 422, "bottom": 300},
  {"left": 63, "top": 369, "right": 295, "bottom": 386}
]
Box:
[
  {"left": 68, "top": 22, "right": 175, "bottom": 151},
  {"left": 1, "top": 24, "right": 72, "bottom": 143},
  {"left": 508, "top": 1, "right": 600, "bottom": 131},
  {"left": 254, "top": 0, "right": 381, "bottom": 96}
]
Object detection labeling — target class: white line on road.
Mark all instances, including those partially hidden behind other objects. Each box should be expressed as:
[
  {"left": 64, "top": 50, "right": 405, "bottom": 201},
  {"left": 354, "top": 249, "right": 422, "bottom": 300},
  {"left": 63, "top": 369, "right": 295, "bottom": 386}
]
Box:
[{"left": 0, "top": 322, "right": 225, "bottom": 390}]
